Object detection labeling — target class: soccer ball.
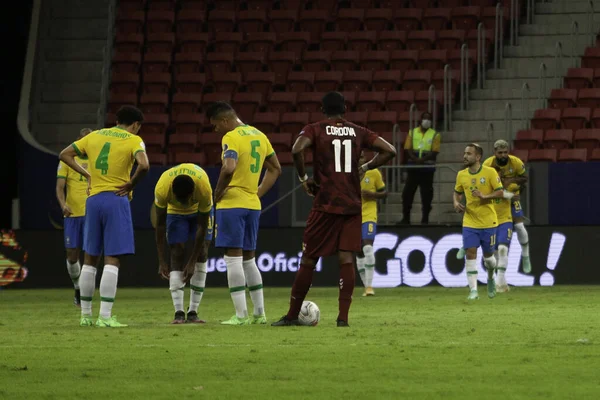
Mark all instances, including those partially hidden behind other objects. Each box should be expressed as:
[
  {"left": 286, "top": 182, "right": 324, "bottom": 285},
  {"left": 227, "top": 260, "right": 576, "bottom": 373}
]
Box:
[{"left": 298, "top": 301, "right": 320, "bottom": 326}]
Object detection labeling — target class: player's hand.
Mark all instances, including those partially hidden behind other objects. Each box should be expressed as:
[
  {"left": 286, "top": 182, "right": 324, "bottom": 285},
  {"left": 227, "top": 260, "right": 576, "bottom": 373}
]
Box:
[
  {"left": 158, "top": 261, "right": 170, "bottom": 280},
  {"left": 86, "top": 176, "right": 92, "bottom": 196},
  {"left": 454, "top": 202, "right": 465, "bottom": 213},
  {"left": 214, "top": 187, "right": 229, "bottom": 204},
  {"left": 302, "top": 178, "right": 319, "bottom": 197},
  {"left": 115, "top": 181, "right": 134, "bottom": 197},
  {"left": 471, "top": 189, "right": 484, "bottom": 199},
  {"left": 361, "top": 190, "right": 377, "bottom": 201},
  {"left": 182, "top": 261, "right": 196, "bottom": 282},
  {"left": 62, "top": 205, "right": 73, "bottom": 218}
]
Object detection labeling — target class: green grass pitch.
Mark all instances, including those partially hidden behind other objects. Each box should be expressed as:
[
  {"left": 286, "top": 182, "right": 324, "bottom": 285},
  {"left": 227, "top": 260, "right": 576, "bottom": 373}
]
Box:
[{"left": 1, "top": 286, "right": 600, "bottom": 399}]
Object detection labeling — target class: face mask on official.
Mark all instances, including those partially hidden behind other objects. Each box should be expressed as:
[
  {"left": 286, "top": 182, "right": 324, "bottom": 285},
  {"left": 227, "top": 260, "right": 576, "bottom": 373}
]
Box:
[{"left": 421, "top": 116, "right": 432, "bottom": 130}]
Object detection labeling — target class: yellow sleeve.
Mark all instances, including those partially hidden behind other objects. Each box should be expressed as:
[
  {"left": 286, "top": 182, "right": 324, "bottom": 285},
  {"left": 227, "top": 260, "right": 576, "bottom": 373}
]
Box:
[
  {"left": 483, "top": 157, "right": 492, "bottom": 167},
  {"left": 404, "top": 130, "right": 413, "bottom": 150},
  {"left": 196, "top": 177, "right": 213, "bottom": 214},
  {"left": 489, "top": 168, "right": 503, "bottom": 191},
  {"left": 264, "top": 135, "right": 275, "bottom": 159},
  {"left": 222, "top": 133, "right": 239, "bottom": 160},
  {"left": 375, "top": 170, "right": 386, "bottom": 191},
  {"left": 431, "top": 132, "right": 441, "bottom": 152},
  {"left": 514, "top": 157, "right": 526, "bottom": 176},
  {"left": 57, "top": 161, "right": 69, "bottom": 179},
  {"left": 454, "top": 172, "right": 464, "bottom": 193},
  {"left": 130, "top": 136, "right": 146, "bottom": 157},
  {"left": 72, "top": 135, "right": 89, "bottom": 157},
  {"left": 154, "top": 174, "right": 169, "bottom": 209}
]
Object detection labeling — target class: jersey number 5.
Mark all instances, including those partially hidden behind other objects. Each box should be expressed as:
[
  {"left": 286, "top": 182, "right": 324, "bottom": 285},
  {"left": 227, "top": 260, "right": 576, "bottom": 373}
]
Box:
[
  {"left": 332, "top": 139, "right": 352, "bottom": 173},
  {"left": 95, "top": 142, "right": 111, "bottom": 175},
  {"left": 250, "top": 140, "right": 261, "bottom": 173}
]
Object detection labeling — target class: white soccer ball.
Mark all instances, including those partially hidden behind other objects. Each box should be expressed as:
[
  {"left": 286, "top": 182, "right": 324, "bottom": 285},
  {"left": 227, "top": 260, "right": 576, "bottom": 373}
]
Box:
[{"left": 298, "top": 301, "right": 320, "bottom": 326}]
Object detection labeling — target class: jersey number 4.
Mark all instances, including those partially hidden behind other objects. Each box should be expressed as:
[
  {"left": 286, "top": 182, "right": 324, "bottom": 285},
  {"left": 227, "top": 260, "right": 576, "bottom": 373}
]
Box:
[
  {"left": 332, "top": 139, "right": 352, "bottom": 173},
  {"left": 95, "top": 142, "right": 111, "bottom": 175}
]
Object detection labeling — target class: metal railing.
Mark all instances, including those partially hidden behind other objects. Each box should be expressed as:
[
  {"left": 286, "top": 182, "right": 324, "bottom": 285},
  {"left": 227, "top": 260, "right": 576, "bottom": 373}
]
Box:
[
  {"left": 443, "top": 64, "right": 452, "bottom": 132},
  {"left": 486, "top": 122, "right": 494, "bottom": 155},
  {"left": 477, "top": 22, "right": 486, "bottom": 89},
  {"left": 428, "top": 84, "right": 437, "bottom": 129},
  {"left": 409, "top": 103, "right": 418, "bottom": 134},
  {"left": 510, "top": 0, "right": 520, "bottom": 46},
  {"left": 504, "top": 102, "right": 513, "bottom": 142},
  {"left": 572, "top": 21, "right": 580, "bottom": 68},
  {"left": 494, "top": 3, "right": 505, "bottom": 69},
  {"left": 97, "top": 0, "right": 116, "bottom": 129},
  {"left": 460, "top": 44, "right": 470, "bottom": 111},
  {"left": 526, "top": 0, "right": 535, "bottom": 24},
  {"left": 521, "top": 82, "right": 531, "bottom": 130},
  {"left": 589, "top": 0, "right": 595, "bottom": 46},
  {"left": 538, "top": 62, "right": 548, "bottom": 109},
  {"left": 555, "top": 41, "right": 563, "bottom": 89}
]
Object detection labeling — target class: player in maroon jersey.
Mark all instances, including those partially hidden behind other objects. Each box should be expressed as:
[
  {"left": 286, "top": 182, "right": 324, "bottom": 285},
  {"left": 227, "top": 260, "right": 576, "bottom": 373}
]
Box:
[{"left": 272, "top": 92, "right": 396, "bottom": 327}]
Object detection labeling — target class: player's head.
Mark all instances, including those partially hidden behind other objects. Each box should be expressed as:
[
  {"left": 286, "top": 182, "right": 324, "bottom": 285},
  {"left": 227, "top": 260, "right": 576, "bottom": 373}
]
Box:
[
  {"left": 420, "top": 112, "right": 433, "bottom": 130},
  {"left": 116, "top": 106, "right": 144, "bottom": 135},
  {"left": 172, "top": 175, "right": 195, "bottom": 205},
  {"left": 463, "top": 143, "right": 483, "bottom": 167},
  {"left": 206, "top": 101, "right": 240, "bottom": 134},
  {"left": 79, "top": 128, "right": 92, "bottom": 139},
  {"left": 493, "top": 139, "right": 510, "bottom": 166},
  {"left": 321, "top": 92, "right": 346, "bottom": 117}
]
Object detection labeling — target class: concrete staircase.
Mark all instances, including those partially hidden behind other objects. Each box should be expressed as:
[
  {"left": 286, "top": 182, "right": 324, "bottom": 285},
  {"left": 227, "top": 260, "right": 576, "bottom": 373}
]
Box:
[{"left": 30, "top": 0, "right": 113, "bottom": 153}]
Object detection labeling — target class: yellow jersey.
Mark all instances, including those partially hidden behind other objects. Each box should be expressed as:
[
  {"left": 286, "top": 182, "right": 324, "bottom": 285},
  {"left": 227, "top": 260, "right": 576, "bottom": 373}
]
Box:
[
  {"left": 454, "top": 165, "right": 503, "bottom": 229},
  {"left": 361, "top": 169, "right": 385, "bottom": 223},
  {"left": 483, "top": 155, "right": 526, "bottom": 194},
  {"left": 72, "top": 127, "right": 146, "bottom": 197},
  {"left": 217, "top": 125, "right": 275, "bottom": 211},
  {"left": 56, "top": 156, "right": 89, "bottom": 217},
  {"left": 154, "top": 163, "right": 213, "bottom": 215}
]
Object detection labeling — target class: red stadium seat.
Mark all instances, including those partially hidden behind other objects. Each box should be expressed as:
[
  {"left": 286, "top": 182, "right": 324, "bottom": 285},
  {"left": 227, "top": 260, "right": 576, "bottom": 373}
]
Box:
[
  {"left": 107, "top": 93, "right": 138, "bottom": 113},
  {"left": 439, "top": 0, "right": 466, "bottom": 6},
  {"left": 558, "top": 148, "right": 587, "bottom": 162},
  {"left": 139, "top": 93, "right": 169, "bottom": 113},
  {"left": 268, "top": 92, "right": 297, "bottom": 113},
  {"left": 268, "top": 133, "right": 293, "bottom": 152},
  {"left": 591, "top": 148, "right": 600, "bottom": 161},
  {"left": 314, "top": 71, "right": 343, "bottom": 92},
  {"left": 174, "top": 52, "right": 203, "bottom": 74},
  {"left": 448, "top": 49, "right": 475, "bottom": 80},
  {"left": 356, "top": 92, "right": 387, "bottom": 112},
  {"left": 201, "top": 92, "right": 232, "bottom": 110},
  {"left": 348, "top": 31, "right": 377, "bottom": 52},
  {"left": 268, "top": 10, "right": 298, "bottom": 33},
  {"left": 592, "top": 68, "right": 600, "bottom": 88},
  {"left": 563, "top": 67, "right": 593, "bottom": 89},
  {"left": 592, "top": 108, "right": 600, "bottom": 128},
  {"left": 574, "top": 129, "right": 600, "bottom": 155},
  {"left": 277, "top": 151, "right": 293, "bottom": 165},
  {"left": 432, "top": 69, "right": 458, "bottom": 97},
  {"left": 582, "top": 47, "right": 600, "bottom": 68},
  {"left": 268, "top": 52, "right": 296, "bottom": 85},
  {"left": 236, "top": 52, "right": 267, "bottom": 78},
  {"left": 548, "top": 88, "right": 578, "bottom": 109},
  {"left": 110, "top": 73, "right": 139, "bottom": 94},
  {"left": 116, "top": 10, "right": 145, "bottom": 34},
  {"left": 422, "top": 8, "right": 451, "bottom": 31},
  {"left": 406, "top": 30, "right": 437, "bottom": 50},
  {"left": 397, "top": 110, "right": 422, "bottom": 133},
  {"left": 148, "top": 153, "right": 168, "bottom": 165},
  {"left": 418, "top": 50, "right": 447, "bottom": 72},
  {"left": 386, "top": 91, "right": 416, "bottom": 113},
  {"left": 174, "top": 73, "right": 205, "bottom": 94},
  {"left": 408, "top": 0, "right": 435, "bottom": 6},
  {"left": 143, "top": 134, "right": 166, "bottom": 153},
  {"left": 378, "top": 31, "right": 407, "bottom": 52},
  {"left": 352, "top": 0, "right": 376, "bottom": 7},
  {"left": 174, "top": 113, "right": 206, "bottom": 134},
  {"left": 544, "top": 129, "right": 573, "bottom": 150},
  {"left": 451, "top": 6, "right": 481, "bottom": 31},
  {"left": 246, "top": 0, "right": 271, "bottom": 11},
  {"left": 214, "top": 32, "right": 243, "bottom": 53},
  {"left": 146, "top": 33, "right": 176, "bottom": 54},
  {"left": 114, "top": 33, "right": 144, "bottom": 53},
  {"left": 112, "top": 52, "right": 142, "bottom": 74},
  {"left": 176, "top": 11, "right": 205, "bottom": 34},
  {"left": 169, "top": 134, "right": 198, "bottom": 154},
  {"left": 172, "top": 152, "right": 207, "bottom": 166},
  {"left": 245, "top": 32, "right": 277, "bottom": 53},
  {"left": 142, "top": 53, "right": 171, "bottom": 74},
  {"left": 393, "top": 8, "right": 423, "bottom": 31},
  {"left": 146, "top": 10, "right": 175, "bottom": 33},
  {"left": 177, "top": 33, "right": 209, "bottom": 54},
  {"left": 142, "top": 72, "right": 171, "bottom": 94},
  {"left": 340, "top": 91, "right": 358, "bottom": 111},
  {"left": 336, "top": 9, "right": 365, "bottom": 32},
  {"left": 437, "top": 30, "right": 466, "bottom": 50},
  {"left": 297, "top": 92, "right": 326, "bottom": 113},
  {"left": 403, "top": 70, "right": 432, "bottom": 92},
  {"left": 331, "top": 51, "right": 360, "bottom": 71},
  {"left": 298, "top": 10, "right": 330, "bottom": 42},
  {"left": 390, "top": 50, "right": 419, "bottom": 72},
  {"left": 368, "top": 111, "right": 398, "bottom": 132},
  {"left": 531, "top": 108, "right": 561, "bottom": 131},
  {"left": 302, "top": 51, "right": 332, "bottom": 73},
  {"left": 245, "top": 72, "right": 275, "bottom": 99},
  {"left": 105, "top": 113, "right": 117, "bottom": 127},
  {"left": 343, "top": 71, "right": 373, "bottom": 92},
  {"left": 171, "top": 93, "right": 202, "bottom": 116},
  {"left": 576, "top": 88, "right": 600, "bottom": 108},
  {"left": 210, "top": 72, "right": 242, "bottom": 93},
  {"left": 280, "top": 113, "right": 310, "bottom": 134},
  {"left": 373, "top": 70, "right": 403, "bottom": 92},
  {"left": 360, "top": 51, "right": 390, "bottom": 72},
  {"left": 237, "top": 10, "right": 267, "bottom": 33},
  {"left": 143, "top": 114, "right": 170, "bottom": 135},
  {"left": 311, "top": 0, "right": 336, "bottom": 11},
  {"left": 232, "top": 92, "right": 263, "bottom": 121},
  {"left": 344, "top": 111, "right": 368, "bottom": 126},
  {"left": 148, "top": 0, "right": 177, "bottom": 11},
  {"left": 205, "top": 53, "right": 234, "bottom": 76},
  {"left": 528, "top": 149, "right": 557, "bottom": 162},
  {"left": 286, "top": 72, "right": 315, "bottom": 93},
  {"left": 415, "top": 90, "right": 443, "bottom": 116},
  {"left": 561, "top": 107, "right": 591, "bottom": 130},
  {"left": 364, "top": 9, "right": 393, "bottom": 32},
  {"left": 511, "top": 149, "right": 529, "bottom": 163},
  {"left": 279, "top": 32, "right": 311, "bottom": 59},
  {"left": 309, "top": 112, "right": 324, "bottom": 124},
  {"left": 118, "top": 0, "right": 147, "bottom": 12},
  {"left": 251, "top": 113, "right": 280, "bottom": 133},
  {"left": 320, "top": 32, "right": 348, "bottom": 52},
  {"left": 207, "top": 10, "right": 236, "bottom": 33},
  {"left": 513, "top": 129, "right": 544, "bottom": 150}
]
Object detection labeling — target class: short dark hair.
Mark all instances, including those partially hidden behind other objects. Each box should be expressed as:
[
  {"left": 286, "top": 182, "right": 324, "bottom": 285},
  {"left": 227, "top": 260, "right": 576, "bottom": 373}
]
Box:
[
  {"left": 206, "top": 101, "right": 235, "bottom": 119},
  {"left": 116, "top": 106, "right": 144, "bottom": 126},
  {"left": 172, "top": 175, "right": 194, "bottom": 202},
  {"left": 421, "top": 112, "right": 433, "bottom": 120},
  {"left": 322, "top": 92, "right": 345, "bottom": 116},
  {"left": 467, "top": 143, "right": 484, "bottom": 157}
]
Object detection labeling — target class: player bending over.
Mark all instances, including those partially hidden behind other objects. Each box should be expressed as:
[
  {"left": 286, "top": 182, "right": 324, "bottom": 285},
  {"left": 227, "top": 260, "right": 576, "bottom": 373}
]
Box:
[
  {"left": 56, "top": 127, "right": 92, "bottom": 306},
  {"left": 59, "top": 106, "right": 149, "bottom": 327},
  {"left": 208, "top": 102, "right": 282, "bottom": 326},
  {"left": 356, "top": 152, "right": 387, "bottom": 296},
  {"left": 154, "top": 163, "right": 214, "bottom": 324},
  {"left": 453, "top": 143, "right": 513, "bottom": 300},
  {"left": 272, "top": 92, "right": 396, "bottom": 327}
]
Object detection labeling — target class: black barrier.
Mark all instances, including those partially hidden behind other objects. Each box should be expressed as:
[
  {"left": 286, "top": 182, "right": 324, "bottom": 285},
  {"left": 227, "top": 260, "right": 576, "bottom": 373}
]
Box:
[{"left": 2, "top": 226, "right": 599, "bottom": 289}]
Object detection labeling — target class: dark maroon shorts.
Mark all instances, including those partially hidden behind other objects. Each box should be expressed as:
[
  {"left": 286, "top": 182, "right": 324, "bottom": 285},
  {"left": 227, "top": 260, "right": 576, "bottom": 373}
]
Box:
[{"left": 302, "top": 210, "right": 362, "bottom": 259}]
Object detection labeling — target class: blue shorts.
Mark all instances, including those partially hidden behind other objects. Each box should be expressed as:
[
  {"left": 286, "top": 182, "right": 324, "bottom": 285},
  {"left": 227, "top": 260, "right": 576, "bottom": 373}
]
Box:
[
  {"left": 84, "top": 192, "right": 134, "bottom": 257},
  {"left": 496, "top": 222, "right": 513, "bottom": 248},
  {"left": 361, "top": 222, "right": 377, "bottom": 240},
  {"left": 166, "top": 207, "right": 214, "bottom": 245},
  {"left": 64, "top": 216, "right": 85, "bottom": 249},
  {"left": 215, "top": 208, "right": 260, "bottom": 251},
  {"left": 511, "top": 200, "right": 524, "bottom": 218},
  {"left": 462, "top": 227, "right": 497, "bottom": 255}
]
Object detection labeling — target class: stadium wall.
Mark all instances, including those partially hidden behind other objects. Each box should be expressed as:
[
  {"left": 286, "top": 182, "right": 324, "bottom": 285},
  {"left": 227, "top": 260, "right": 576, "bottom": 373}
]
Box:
[{"left": 2, "top": 226, "right": 598, "bottom": 289}]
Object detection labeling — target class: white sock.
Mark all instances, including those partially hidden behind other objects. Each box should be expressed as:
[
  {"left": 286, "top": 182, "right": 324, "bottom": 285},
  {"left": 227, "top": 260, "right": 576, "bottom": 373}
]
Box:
[
  {"left": 99, "top": 265, "right": 119, "bottom": 319},
  {"left": 363, "top": 244, "right": 376, "bottom": 287},
  {"left": 225, "top": 255, "right": 248, "bottom": 318},
  {"left": 189, "top": 262, "right": 207, "bottom": 313},
  {"left": 484, "top": 256, "right": 497, "bottom": 281},
  {"left": 243, "top": 258, "right": 265, "bottom": 317},
  {"left": 356, "top": 257, "right": 366, "bottom": 286},
  {"left": 79, "top": 265, "right": 96, "bottom": 316},
  {"left": 497, "top": 245, "right": 509, "bottom": 284},
  {"left": 169, "top": 271, "right": 185, "bottom": 312},
  {"left": 66, "top": 260, "right": 81, "bottom": 290},
  {"left": 466, "top": 259, "right": 478, "bottom": 290},
  {"left": 514, "top": 222, "right": 530, "bottom": 257}
]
